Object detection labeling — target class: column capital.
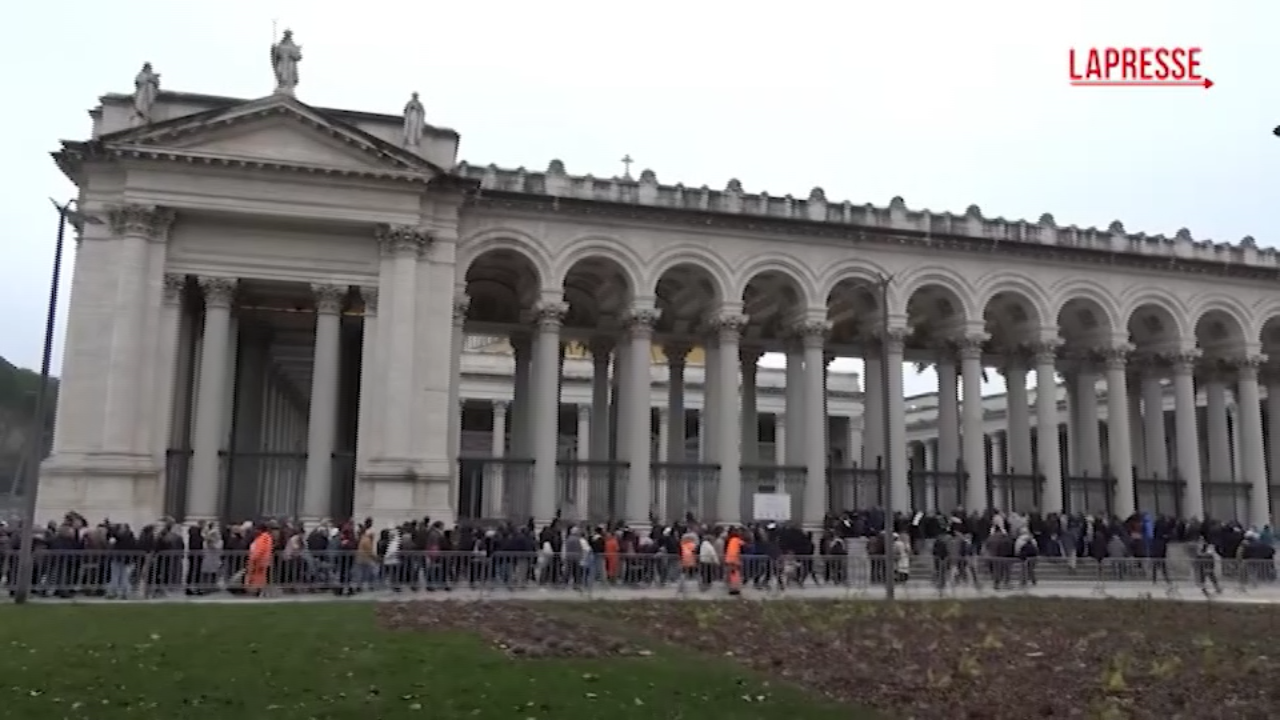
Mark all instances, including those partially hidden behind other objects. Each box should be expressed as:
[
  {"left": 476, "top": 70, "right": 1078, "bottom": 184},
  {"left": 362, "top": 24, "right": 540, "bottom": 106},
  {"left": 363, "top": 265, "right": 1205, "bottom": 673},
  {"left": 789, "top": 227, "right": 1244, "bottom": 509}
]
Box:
[
  {"left": 108, "top": 203, "right": 175, "bottom": 240},
  {"left": 793, "top": 319, "right": 831, "bottom": 349},
  {"left": 162, "top": 273, "right": 187, "bottom": 306},
  {"left": 709, "top": 312, "right": 749, "bottom": 341},
  {"left": 663, "top": 342, "right": 692, "bottom": 366},
  {"left": 956, "top": 333, "right": 988, "bottom": 361},
  {"left": 359, "top": 286, "right": 379, "bottom": 316},
  {"left": 1028, "top": 340, "right": 1061, "bottom": 366},
  {"left": 532, "top": 301, "right": 569, "bottom": 331},
  {"left": 1237, "top": 355, "right": 1269, "bottom": 380},
  {"left": 311, "top": 283, "right": 347, "bottom": 315},
  {"left": 375, "top": 224, "right": 432, "bottom": 257},
  {"left": 873, "top": 327, "right": 909, "bottom": 353},
  {"left": 452, "top": 292, "right": 470, "bottom": 327},
  {"left": 624, "top": 308, "right": 660, "bottom": 338},
  {"left": 739, "top": 345, "right": 765, "bottom": 367},
  {"left": 576, "top": 403, "right": 590, "bottom": 420},
  {"left": 1098, "top": 344, "right": 1134, "bottom": 372},
  {"left": 197, "top": 276, "right": 238, "bottom": 309},
  {"left": 1167, "top": 349, "right": 1201, "bottom": 375},
  {"left": 493, "top": 399, "right": 510, "bottom": 414}
]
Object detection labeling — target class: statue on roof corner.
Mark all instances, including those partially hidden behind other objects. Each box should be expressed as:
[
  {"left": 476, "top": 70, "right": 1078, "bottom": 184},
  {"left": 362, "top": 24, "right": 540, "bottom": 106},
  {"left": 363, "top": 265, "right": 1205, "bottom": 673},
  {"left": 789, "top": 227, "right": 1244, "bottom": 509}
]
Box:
[
  {"left": 403, "top": 92, "right": 425, "bottom": 148},
  {"left": 271, "top": 30, "right": 302, "bottom": 96},
  {"left": 133, "top": 62, "right": 160, "bottom": 124}
]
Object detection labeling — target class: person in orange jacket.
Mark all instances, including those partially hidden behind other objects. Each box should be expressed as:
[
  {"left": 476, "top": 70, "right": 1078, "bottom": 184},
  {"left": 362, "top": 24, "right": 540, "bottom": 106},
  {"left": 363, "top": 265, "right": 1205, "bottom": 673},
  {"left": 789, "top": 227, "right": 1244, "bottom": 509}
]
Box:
[
  {"left": 245, "top": 525, "right": 275, "bottom": 596},
  {"left": 724, "top": 528, "right": 744, "bottom": 596}
]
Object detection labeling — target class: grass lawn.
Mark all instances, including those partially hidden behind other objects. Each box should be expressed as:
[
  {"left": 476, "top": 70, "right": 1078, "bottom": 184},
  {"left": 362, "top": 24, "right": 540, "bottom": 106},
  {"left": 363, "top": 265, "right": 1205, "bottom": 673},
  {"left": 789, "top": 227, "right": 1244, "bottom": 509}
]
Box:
[{"left": 0, "top": 602, "right": 862, "bottom": 720}]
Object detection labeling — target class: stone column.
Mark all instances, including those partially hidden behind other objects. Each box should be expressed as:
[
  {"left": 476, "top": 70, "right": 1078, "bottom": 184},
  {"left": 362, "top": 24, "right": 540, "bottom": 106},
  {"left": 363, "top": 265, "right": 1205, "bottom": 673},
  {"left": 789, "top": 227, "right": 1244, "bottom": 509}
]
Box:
[
  {"left": 354, "top": 287, "right": 380, "bottom": 470},
  {"left": 1128, "top": 384, "right": 1146, "bottom": 479},
  {"left": 103, "top": 205, "right": 175, "bottom": 454},
  {"left": 448, "top": 294, "right": 469, "bottom": 494},
  {"left": 1076, "top": 359, "right": 1103, "bottom": 476},
  {"left": 624, "top": 309, "right": 659, "bottom": 525},
  {"left": 188, "top": 277, "right": 237, "bottom": 521},
  {"left": 959, "top": 335, "right": 988, "bottom": 510},
  {"left": 1204, "top": 371, "right": 1233, "bottom": 483},
  {"left": 784, "top": 340, "right": 805, "bottom": 464},
  {"left": 488, "top": 401, "right": 508, "bottom": 516},
  {"left": 152, "top": 274, "right": 187, "bottom": 460},
  {"left": 1063, "top": 370, "right": 1080, "bottom": 475},
  {"left": 302, "top": 284, "right": 344, "bottom": 521},
  {"left": 575, "top": 404, "right": 591, "bottom": 514},
  {"left": 862, "top": 354, "right": 884, "bottom": 468},
  {"left": 510, "top": 332, "right": 533, "bottom": 458},
  {"left": 847, "top": 416, "right": 862, "bottom": 468},
  {"left": 936, "top": 349, "right": 961, "bottom": 473},
  {"left": 1170, "top": 352, "right": 1205, "bottom": 518},
  {"left": 881, "top": 329, "right": 910, "bottom": 509},
  {"left": 798, "top": 320, "right": 830, "bottom": 527},
  {"left": 1267, "top": 370, "right": 1280, "bottom": 515},
  {"left": 1003, "top": 355, "right": 1033, "bottom": 475},
  {"left": 1103, "top": 347, "right": 1136, "bottom": 519},
  {"left": 665, "top": 344, "right": 690, "bottom": 461},
  {"left": 1033, "top": 341, "right": 1064, "bottom": 513},
  {"left": 713, "top": 313, "right": 748, "bottom": 522},
  {"left": 1236, "top": 357, "right": 1270, "bottom": 527},
  {"left": 530, "top": 301, "right": 568, "bottom": 524},
  {"left": 740, "top": 348, "right": 762, "bottom": 464},
  {"left": 702, "top": 335, "right": 720, "bottom": 463},
  {"left": 1141, "top": 370, "right": 1170, "bottom": 480},
  {"left": 654, "top": 406, "right": 669, "bottom": 514},
  {"left": 375, "top": 225, "right": 426, "bottom": 462},
  {"left": 589, "top": 338, "right": 613, "bottom": 460}
]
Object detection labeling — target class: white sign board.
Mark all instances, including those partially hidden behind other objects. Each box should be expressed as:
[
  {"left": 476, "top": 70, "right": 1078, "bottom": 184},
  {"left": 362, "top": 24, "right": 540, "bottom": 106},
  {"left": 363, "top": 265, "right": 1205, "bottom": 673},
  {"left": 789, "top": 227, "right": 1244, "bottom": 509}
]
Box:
[{"left": 752, "top": 493, "right": 792, "bottom": 522}]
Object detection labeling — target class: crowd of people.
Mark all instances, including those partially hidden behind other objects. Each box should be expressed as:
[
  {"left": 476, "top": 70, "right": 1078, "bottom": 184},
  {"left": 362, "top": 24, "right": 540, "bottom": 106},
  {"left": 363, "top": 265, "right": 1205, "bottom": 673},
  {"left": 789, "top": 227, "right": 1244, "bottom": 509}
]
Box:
[{"left": 0, "top": 507, "right": 1274, "bottom": 599}]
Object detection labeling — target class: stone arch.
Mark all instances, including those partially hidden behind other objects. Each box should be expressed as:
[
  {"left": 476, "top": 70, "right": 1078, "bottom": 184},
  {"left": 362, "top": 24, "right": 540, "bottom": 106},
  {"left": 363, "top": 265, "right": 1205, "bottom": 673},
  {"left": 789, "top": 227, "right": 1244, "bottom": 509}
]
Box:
[
  {"left": 644, "top": 243, "right": 733, "bottom": 305},
  {"left": 1189, "top": 292, "right": 1257, "bottom": 350},
  {"left": 825, "top": 272, "right": 887, "bottom": 345},
  {"left": 737, "top": 256, "right": 814, "bottom": 344},
  {"left": 894, "top": 265, "right": 978, "bottom": 324},
  {"left": 1193, "top": 304, "right": 1250, "bottom": 359},
  {"left": 549, "top": 235, "right": 646, "bottom": 299},
  {"left": 456, "top": 226, "right": 553, "bottom": 290},
  {"left": 461, "top": 245, "right": 544, "bottom": 325},
  {"left": 1258, "top": 314, "right": 1280, "bottom": 361},
  {"left": 815, "top": 257, "right": 892, "bottom": 306},
  {"left": 731, "top": 253, "right": 818, "bottom": 310},
  {"left": 1121, "top": 288, "right": 1190, "bottom": 352},
  {"left": 1048, "top": 278, "right": 1123, "bottom": 344},
  {"left": 973, "top": 271, "right": 1052, "bottom": 331},
  {"left": 558, "top": 254, "right": 637, "bottom": 332},
  {"left": 974, "top": 271, "right": 1050, "bottom": 354}
]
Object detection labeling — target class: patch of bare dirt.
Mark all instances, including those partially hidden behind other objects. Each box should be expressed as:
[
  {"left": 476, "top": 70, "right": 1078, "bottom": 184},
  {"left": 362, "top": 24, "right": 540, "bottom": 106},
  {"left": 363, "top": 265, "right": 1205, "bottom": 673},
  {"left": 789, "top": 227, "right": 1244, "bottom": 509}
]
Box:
[
  {"left": 569, "top": 598, "right": 1280, "bottom": 719},
  {"left": 376, "top": 601, "right": 653, "bottom": 660}
]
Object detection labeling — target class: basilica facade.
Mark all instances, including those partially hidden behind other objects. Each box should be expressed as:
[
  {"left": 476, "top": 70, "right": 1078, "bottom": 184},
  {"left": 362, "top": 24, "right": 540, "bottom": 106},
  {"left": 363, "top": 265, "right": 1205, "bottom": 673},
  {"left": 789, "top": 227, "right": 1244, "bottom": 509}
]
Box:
[{"left": 40, "top": 38, "right": 1280, "bottom": 529}]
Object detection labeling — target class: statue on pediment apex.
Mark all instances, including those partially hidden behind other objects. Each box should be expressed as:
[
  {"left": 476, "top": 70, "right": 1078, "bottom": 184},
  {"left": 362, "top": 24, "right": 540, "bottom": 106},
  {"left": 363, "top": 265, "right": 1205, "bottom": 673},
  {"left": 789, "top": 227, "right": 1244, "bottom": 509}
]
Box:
[
  {"left": 271, "top": 30, "right": 302, "bottom": 95},
  {"left": 133, "top": 62, "right": 160, "bottom": 123},
  {"left": 403, "top": 92, "right": 425, "bottom": 148}
]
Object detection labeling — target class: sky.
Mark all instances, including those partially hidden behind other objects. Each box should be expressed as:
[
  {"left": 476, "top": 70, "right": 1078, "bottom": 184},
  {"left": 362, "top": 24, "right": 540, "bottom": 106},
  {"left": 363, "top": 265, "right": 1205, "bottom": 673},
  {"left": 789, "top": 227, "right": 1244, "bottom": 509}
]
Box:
[{"left": 1, "top": 0, "right": 1276, "bottom": 402}]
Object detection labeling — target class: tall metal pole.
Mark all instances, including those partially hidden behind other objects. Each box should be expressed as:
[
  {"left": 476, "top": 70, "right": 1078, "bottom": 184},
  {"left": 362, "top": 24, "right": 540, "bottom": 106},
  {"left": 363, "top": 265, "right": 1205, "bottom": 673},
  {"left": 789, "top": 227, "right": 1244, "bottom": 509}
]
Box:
[
  {"left": 13, "top": 198, "right": 84, "bottom": 605},
  {"left": 876, "top": 272, "right": 897, "bottom": 601}
]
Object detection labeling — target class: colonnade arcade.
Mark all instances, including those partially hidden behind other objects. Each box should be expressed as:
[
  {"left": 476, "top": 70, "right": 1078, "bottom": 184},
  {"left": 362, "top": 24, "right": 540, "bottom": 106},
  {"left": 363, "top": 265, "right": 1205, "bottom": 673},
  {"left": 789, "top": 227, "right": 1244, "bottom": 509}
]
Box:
[{"left": 158, "top": 236, "right": 1280, "bottom": 529}]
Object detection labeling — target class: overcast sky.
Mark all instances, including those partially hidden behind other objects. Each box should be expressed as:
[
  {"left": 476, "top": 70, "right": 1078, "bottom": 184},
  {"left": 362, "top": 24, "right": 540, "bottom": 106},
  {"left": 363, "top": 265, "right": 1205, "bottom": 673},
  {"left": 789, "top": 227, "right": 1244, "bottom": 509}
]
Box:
[{"left": 1, "top": 0, "right": 1275, "bottom": 401}]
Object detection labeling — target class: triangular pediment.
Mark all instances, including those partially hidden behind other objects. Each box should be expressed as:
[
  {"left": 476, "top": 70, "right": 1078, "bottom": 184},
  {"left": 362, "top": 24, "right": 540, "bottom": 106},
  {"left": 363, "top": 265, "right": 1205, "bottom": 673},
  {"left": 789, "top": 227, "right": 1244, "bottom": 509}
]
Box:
[{"left": 98, "top": 95, "right": 442, "bottom": 176}]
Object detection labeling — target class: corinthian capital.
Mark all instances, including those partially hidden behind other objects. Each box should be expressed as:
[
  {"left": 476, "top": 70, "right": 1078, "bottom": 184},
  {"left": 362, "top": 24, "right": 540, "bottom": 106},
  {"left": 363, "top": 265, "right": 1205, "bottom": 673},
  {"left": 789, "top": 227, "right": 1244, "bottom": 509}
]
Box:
[
  {"left": 311, "top": 283, "right": 347, "bottom": 314},
  {"left": 374, "top": 224, "right": 431, "bottom": 257},
  {"left": 108, "top": 204, "right": 176, "bottom": 240},
  {"left": 198, "top": 276, "right": 238, "bottom": 309},
  {"left": 532, "top": 301, "right": 569, "bottom": 330}
]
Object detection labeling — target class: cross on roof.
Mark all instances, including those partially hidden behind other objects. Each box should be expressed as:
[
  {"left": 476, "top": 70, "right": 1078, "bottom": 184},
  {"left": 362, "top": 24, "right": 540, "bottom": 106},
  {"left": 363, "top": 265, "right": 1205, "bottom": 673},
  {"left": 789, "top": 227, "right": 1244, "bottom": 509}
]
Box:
[{"left": 621, "top": 154, "right": 634, "bottom": 179}]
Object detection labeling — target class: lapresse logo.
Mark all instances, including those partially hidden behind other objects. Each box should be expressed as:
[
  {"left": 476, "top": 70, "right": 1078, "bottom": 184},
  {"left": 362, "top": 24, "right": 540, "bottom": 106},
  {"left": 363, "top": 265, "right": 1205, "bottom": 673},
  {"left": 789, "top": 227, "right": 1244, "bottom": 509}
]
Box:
[{"left": 1069, "top": 47, "right": 1212, "bottom": 89}]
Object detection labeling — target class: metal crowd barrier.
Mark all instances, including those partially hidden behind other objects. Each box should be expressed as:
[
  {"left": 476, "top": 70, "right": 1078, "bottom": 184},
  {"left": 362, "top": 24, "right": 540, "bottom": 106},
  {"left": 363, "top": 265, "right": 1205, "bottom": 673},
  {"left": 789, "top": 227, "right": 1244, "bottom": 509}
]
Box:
[{"left": 0, "top": 550, "right": 1274, "bottom": 600}]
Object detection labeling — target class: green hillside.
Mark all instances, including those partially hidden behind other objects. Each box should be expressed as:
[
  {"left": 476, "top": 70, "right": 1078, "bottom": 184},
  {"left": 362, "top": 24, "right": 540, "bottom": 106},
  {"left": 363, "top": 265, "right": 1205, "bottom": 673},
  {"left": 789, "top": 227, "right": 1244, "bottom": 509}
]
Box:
[{"left": 0, "top": 357, "right": 57, "bottom": 494}]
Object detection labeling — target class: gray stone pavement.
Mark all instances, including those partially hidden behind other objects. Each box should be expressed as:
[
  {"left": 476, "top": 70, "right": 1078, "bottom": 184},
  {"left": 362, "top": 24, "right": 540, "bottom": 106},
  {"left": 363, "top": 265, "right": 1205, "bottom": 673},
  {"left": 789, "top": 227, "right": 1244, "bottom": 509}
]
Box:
[{"left": 12, "top": 579, "right": 1280, "bottom": 606}]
